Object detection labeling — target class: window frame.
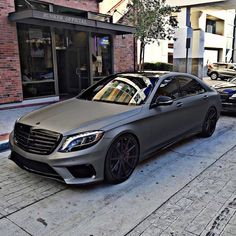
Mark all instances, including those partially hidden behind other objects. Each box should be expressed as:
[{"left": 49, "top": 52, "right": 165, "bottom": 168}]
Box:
[
  {"left": 176, "top": 76, "right": 207, "bottom": 99},
  {"left": 150, "top": 76, "right": 181, "bottom": 107}
]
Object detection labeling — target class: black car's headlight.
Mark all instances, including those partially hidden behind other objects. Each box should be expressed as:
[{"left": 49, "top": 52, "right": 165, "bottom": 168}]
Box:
[
  {"left": 229, "top": 93, "right": 236, "bottom": 100},
  {"left": 59, "top": 131, "right": 104, "bottom": 152}
]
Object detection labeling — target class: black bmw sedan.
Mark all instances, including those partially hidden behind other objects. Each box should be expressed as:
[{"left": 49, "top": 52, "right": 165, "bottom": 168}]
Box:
[{"left": 213, "top": 80, "right": 236, "bottom": 112}]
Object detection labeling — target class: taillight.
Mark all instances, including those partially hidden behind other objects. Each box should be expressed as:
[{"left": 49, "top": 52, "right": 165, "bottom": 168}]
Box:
[{"left": 208, "top": 64, "right": 213, "bottom": 69}]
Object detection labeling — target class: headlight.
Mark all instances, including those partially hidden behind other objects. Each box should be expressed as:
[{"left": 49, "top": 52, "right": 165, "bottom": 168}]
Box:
[{"left": 59, "top": 131, "right": 104, "bottom": 152}]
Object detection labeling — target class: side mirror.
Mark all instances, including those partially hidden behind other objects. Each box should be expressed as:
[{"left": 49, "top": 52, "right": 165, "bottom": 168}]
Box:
[{"left": 151, "top": 95, "right": 173, "bottom": 108}]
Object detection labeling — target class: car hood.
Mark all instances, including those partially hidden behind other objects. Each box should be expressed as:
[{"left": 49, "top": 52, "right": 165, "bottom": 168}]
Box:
[{"left": 18, "top": 98, "right": 142, "bottom": 135}]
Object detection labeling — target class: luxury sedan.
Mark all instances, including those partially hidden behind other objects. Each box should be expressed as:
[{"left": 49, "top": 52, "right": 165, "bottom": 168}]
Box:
[
  {"left": 9, "top": 72, "right": 221, "bottom": 185},
  {"left": 212, "top": 79, "right": 236, "bottom": 112}
]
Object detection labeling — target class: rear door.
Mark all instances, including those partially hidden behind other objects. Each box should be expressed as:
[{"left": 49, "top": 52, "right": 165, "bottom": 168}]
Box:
[
  {"left": 218, "top": 64, "right": 230, "bottom": 77},
  {"left": 176, "top": 75, "right": 210, "bottom": 132},
  {"left": 225, "top": 64, "right": 236, "bottom": 78}
]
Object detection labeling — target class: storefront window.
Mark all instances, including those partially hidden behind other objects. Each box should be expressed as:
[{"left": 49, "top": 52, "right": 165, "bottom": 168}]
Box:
[
  {"left": 91, "top": 34, "right": 112, "bottom": 81},
  {"left": 17, "top": 24, "right": 55, "bottom": 98}
]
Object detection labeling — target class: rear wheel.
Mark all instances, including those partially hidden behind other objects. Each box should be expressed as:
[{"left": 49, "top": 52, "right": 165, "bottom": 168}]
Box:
[
  {"left": 210, "top": 72, "right": 218, "bottom": 80},
  {"left": 200, "top": 107, "right": 218, "bottom": 137},
  {"left": 105, "top": 134, "right": 139, "bottom": 184}
]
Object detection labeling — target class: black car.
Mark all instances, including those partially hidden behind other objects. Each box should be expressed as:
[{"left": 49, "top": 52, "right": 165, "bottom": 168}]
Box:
[{"left": 213, "top": 80, "right": 236, "bottom": 112}]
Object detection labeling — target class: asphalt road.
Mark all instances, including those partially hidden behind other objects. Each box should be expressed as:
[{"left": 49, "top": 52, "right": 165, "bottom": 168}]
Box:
[{"left": 0, "top": 114, "right": 236, "bottom": 235}]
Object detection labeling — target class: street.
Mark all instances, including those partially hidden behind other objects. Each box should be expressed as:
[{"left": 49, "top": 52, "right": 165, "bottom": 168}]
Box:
[{"left": 1, "top": 114, "right": 236, "bottom": 236}]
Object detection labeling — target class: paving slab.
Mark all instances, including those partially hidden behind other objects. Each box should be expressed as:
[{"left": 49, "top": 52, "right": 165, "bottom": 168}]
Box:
[
  {"left": 0, "top": 218, "right": 28, "bottom": 236},
  {"left": 0, "top": 116, "right": 234, "bottom": 236}
]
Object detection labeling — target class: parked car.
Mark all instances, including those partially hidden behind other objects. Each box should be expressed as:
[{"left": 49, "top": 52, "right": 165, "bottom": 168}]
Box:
[
  {"left": 207, "top": 63, "right": 236, "bottom": 80},
  {"left": 9, "top": 72, "right": 221, "bottom": 185},
  {"left": 212, "top": 79, "right": 236, "bottom": 112}
]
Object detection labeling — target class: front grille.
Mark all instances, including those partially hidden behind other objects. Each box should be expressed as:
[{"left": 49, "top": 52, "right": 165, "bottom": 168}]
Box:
[
  {"left": 10, "top": 151, "right": 63, "bottom": 180},
  {"left": 14, "top": 123, "right": 62, "bottom": 155},
  {"left": 219, "top": 92, "right": 230, "bottom": 103}
]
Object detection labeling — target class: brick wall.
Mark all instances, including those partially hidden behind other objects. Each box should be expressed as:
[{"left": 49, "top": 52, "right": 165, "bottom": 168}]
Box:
[
  {"left": 0, "top": 0, "right": 99, "bottom": 105},
  {"left": 0, "top": 0, "right": 22, "bottom": 104},
  {"left": 114, "top": 34, "right": 136, "bottom": 73},
  {"left": 0, "top": 0, "right": 135, "bottom": 105},
  {"left": 42, "top": 0, "right": 99, "bottom": 12}
]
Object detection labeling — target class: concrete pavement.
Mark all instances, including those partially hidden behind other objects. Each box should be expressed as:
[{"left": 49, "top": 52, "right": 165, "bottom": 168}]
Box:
[{"left": 0, "top": 115, "right": 236, "bottom": 235}]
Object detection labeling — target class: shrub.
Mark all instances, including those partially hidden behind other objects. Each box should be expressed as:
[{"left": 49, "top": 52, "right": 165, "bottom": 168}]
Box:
[{"left": 143, "top": 62, "right": 173, "bottom": 71}]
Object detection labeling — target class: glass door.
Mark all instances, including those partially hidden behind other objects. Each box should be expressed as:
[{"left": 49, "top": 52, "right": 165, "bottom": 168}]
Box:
[{"left": 56, "top": 29, "right": 89, "bottom": 97}]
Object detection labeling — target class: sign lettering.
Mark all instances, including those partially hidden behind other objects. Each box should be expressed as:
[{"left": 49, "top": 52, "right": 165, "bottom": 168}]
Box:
[{"left": 42, "top": 13, "right": 88, "bottom": 26}]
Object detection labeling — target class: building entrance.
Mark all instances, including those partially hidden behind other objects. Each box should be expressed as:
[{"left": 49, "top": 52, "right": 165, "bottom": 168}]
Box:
[{"left": 56, "top": 30, "right": 89, "bottom": 97}]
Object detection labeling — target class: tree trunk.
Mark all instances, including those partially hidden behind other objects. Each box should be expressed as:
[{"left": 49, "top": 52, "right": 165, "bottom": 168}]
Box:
[
  {"left": 139, "top": 41, "right": 145, "bottom": 71},
  {"left": 141, "top": 44, "right": 145, "bottom": 71},
  {"left": 139, "top": 42, "right": 143, "bottom": 71}
]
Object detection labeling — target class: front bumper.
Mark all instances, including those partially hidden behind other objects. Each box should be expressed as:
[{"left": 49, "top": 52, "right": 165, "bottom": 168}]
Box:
[
  {"left": 221, "top": 102, "right": 236, "bottom": 113},
  {"left": 9, "top": 132, "right": 112, "bottom": 185}
]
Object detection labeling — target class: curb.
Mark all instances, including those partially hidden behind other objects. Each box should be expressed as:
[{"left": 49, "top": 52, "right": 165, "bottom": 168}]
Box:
[
  {"left": 0, "top": 133, "right": 10, "bottom": 152},
  {"left": 0, "top": 141, "right": 9, "bottom": 152}
]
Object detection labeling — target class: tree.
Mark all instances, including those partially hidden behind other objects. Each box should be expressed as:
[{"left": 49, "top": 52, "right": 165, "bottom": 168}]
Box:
[{"left": 127, "top": 0, "right": 180, "bottom": 70}]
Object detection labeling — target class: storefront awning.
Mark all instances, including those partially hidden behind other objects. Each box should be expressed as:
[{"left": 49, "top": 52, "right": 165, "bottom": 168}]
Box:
[{"left": 8, "top": 10, "right": 135, "bottom": 35}]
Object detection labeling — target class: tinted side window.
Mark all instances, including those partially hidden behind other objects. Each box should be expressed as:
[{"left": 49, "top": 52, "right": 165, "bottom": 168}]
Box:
[
  {"left": 178, "top": 77, "right": 206, "bottom": 97},
  {"left": 156, "top": 77, "right": 180, "bottom": 99}
]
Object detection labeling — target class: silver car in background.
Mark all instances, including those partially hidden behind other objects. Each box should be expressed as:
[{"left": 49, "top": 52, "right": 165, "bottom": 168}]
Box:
[{"left": 9, "top": 72, "right": 221, "bottom": 185}]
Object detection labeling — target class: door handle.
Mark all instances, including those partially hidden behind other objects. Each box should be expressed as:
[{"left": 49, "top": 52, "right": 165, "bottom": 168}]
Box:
[
  {"left": 203, "top": 95, "right": 208, "bottom": 99},
  {"left": 176, "top": 102, "right": 183, "bottom": 107}
]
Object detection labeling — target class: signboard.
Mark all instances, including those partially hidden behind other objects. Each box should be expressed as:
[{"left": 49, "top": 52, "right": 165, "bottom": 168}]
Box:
[{"left": 41, "top": 12, "right": 88, "bottom": 26}]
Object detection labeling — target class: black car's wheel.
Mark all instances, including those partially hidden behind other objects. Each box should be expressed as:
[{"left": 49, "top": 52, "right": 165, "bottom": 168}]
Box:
[
  {"left": 210, "top": 72, "right": 218, "bottom": 80},
  {"left": 200, "top": 107, "right": 217, "bottom": 137},
  {"left": 105, "top": 134, "right": 139, "bottom": 184}
]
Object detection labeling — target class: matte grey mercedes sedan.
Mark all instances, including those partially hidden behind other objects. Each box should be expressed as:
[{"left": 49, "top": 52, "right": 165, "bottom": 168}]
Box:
[{"left": 9, "top": 72, "right": 221, "bottom": 185}]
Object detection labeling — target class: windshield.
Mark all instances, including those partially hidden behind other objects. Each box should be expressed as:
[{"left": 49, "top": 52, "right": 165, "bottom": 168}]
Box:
[{"left": 78, "top": 74, "right": 158, "bottom": 105}]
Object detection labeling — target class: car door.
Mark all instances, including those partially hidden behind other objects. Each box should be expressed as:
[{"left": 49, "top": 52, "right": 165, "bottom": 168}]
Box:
[
  {"left": 176, "top": 75, "right": 210, "bottom": 133},
  {"left": 146, "top": 76, "right": 187, "bottom": 153},
  {"left": 219, "top": 64, "right": 230, "bottom": 77},
  {"left": 225, "top": 64, "right": 236, "bottom": 78}
]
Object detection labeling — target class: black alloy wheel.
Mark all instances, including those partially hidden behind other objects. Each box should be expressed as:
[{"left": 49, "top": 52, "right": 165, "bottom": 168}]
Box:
[
  {"left": 201, "top": 107, "right": 217, "bottom": 137},
  {"left": 105, "top": 134, "right": 139, "bottom": 184}
]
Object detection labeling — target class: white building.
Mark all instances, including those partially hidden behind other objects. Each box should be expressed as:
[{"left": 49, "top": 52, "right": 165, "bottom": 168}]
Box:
[
  {"left": 100, "top": 0, "right": 236, "bottom": 77},
  {"left": 170, "top": 0, "right": 236, "bottom": 77}
]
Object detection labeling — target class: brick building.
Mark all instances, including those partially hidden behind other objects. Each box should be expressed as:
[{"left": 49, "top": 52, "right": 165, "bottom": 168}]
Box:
[{"left": 0, "top": 0, "right": 135, "bottom": 106}]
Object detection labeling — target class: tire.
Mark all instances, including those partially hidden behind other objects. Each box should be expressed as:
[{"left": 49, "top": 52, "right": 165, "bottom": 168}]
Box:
[
  {"left": 200, "top": 107, "right": 218, "bottom": 138},
  {"left": 210, "top": 72, "right": 218, "bottom": 80},
  {"left": 105, "top": 134, "right": 139, "bottom": 184}
]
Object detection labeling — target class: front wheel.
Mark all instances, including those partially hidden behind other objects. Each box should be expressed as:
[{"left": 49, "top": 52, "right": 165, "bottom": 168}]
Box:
[
  {"left": 200, "top": 107, "right": 218, "bottom": 137},
  {"left": 105, "top": 134, "right": 139, "bottom": 184}
]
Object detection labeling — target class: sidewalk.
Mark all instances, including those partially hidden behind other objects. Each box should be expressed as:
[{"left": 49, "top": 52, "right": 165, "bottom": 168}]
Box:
[
  {"left": 127, "top": 144, "right": 236, "bottom": 236},
  {"left": 0, "top": 114, "right": 236, "bottom": 235},
  {"left": 0, "top": 105, "right": 44, "bottom": 152}
]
